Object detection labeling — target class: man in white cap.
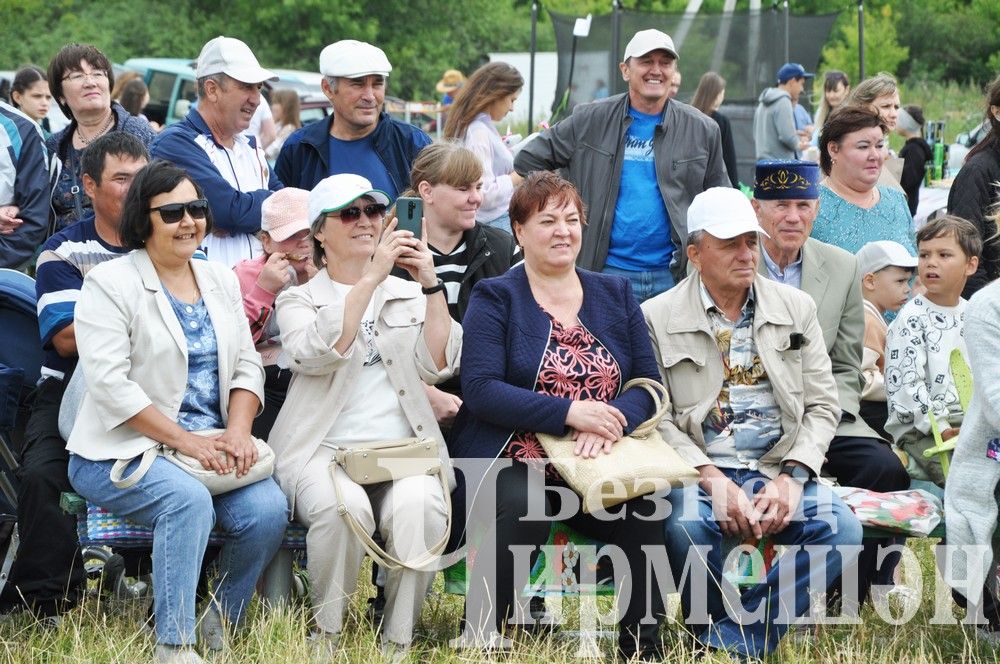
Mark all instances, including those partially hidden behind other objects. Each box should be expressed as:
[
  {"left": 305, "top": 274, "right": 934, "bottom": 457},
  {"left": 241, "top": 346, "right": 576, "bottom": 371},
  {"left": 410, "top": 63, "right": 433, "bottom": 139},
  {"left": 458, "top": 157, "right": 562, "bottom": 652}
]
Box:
[
  {"left": 514, "top": 28, "right": 729, "bottom": 301},
  {"left": 275, "top": 40, "right": 431, "bottom": 197},
  {"left": 151, "top": 35, "right": 283, "bottom": 267},
  {"left": 642, "top": 186, "right": 861, "bottom": 659}
]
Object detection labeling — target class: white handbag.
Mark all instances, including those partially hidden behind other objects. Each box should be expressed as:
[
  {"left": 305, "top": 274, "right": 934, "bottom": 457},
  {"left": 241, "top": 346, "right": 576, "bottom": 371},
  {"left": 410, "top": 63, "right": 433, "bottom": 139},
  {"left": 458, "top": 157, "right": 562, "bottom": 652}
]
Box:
[{"left": 110, "top": 429, "right": 275, "bottom": 495}]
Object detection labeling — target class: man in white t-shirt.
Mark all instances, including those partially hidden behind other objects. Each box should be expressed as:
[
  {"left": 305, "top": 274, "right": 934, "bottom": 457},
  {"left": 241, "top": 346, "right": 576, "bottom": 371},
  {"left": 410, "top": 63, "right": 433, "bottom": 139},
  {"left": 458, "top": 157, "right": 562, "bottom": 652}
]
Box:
[{"left": 152, "top": 35, "right": 283, "bottom": 267}]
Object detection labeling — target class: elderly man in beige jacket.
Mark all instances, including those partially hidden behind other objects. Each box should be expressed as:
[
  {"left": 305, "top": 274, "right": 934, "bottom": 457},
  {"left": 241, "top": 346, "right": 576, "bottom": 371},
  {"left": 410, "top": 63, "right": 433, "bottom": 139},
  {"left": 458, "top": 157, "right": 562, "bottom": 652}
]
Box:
[{"left": 642, "top": 187, "right": 862, "bottom": 659}]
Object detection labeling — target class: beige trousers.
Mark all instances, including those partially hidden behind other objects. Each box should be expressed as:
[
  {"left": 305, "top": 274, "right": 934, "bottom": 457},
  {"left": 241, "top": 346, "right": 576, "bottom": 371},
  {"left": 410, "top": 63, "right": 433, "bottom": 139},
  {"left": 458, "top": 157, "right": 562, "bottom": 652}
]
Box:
[{"left": 294, "top": 446, "right": 448, "bottom": 645}]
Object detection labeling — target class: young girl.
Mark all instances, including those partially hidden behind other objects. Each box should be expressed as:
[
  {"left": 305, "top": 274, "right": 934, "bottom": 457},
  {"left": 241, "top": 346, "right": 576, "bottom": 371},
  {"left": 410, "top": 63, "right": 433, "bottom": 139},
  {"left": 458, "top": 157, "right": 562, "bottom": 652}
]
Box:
[
  {"left": 443, "top": 62, "right": 524, "bottom": 232},
  {"left": 10, "top": 66, "right": 52, "bottom": 135},
  {"left": 233, "top": 187, "right": 315, "bottom": 438}
]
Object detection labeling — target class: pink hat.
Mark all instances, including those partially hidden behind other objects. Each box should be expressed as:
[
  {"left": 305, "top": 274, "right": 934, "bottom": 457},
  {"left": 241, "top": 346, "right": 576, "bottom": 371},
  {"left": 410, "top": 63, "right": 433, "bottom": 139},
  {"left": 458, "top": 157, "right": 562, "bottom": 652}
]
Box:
[{"left": 261, "top": 188, "right": 311, "bottom": 241}]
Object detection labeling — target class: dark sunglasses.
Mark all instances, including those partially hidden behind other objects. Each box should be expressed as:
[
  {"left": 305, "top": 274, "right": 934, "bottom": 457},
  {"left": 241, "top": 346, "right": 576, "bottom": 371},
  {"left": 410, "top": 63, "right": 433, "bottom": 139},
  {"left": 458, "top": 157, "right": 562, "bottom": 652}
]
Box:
[
  {"left": 147, "top": 199, "right": 210, "bottom": 224},
  {"left": 328, "top": 203, "right": 387, "bottom": 222}
]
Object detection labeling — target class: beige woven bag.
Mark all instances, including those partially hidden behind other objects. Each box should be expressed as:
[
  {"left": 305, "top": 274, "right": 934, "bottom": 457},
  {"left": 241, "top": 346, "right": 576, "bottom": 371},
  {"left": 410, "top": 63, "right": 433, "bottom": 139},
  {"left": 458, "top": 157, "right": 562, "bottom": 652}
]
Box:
[{"left": 536, "top": 378, "right": 698, "bottom": 513}]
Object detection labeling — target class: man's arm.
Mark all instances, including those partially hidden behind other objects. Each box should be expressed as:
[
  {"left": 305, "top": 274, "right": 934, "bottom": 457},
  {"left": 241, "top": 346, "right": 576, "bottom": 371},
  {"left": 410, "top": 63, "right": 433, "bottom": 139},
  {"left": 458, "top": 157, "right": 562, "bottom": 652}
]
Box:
[
  {"left": 513, "top": 113, "right": 579, "bottom": 175},
  {"left": 780, "top": 298, "right": 841, "bottom": 476},
  {"left": 829, "top": 258, "right": 867, "bottom": 423},
  {"left": 775, "top": 98, "right": 801, "bottom": 153},
  {"left": 151, "top": 131, "right": 276, "bottom": 236},
  {"left": 702, "top": 120, "right": 732, "bottom": 189}
]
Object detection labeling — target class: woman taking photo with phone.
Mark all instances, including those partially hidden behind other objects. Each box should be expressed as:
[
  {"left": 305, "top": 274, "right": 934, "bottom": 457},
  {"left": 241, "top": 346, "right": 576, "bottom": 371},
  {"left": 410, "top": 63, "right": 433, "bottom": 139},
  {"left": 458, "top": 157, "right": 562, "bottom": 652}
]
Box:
[
  {"left": 267, "top": 173, "right": 460, "bottom": 659},
  {"left": 443, "top": 62, "right": 524, "bottom": 232}
]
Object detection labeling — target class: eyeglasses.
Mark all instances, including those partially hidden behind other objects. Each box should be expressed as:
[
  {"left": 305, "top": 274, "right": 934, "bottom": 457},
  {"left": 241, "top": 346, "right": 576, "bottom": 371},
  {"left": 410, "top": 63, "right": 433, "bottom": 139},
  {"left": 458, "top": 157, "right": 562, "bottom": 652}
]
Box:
[
  {"left": 147, "top": 199, "right": 210, "bottom": 224},
  {"left": 62, "top": 70, "right": 109, "bottom": 85},
  {"left": 327, "top": 203, "right": 387, "bottom": 222}
]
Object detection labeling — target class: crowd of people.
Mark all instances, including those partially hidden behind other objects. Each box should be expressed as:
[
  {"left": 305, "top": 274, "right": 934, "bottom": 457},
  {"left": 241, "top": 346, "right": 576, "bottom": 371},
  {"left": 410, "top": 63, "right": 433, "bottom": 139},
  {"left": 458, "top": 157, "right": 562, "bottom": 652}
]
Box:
[{"left": 2, "top": 24, "right": 1000, "bottom": 664}]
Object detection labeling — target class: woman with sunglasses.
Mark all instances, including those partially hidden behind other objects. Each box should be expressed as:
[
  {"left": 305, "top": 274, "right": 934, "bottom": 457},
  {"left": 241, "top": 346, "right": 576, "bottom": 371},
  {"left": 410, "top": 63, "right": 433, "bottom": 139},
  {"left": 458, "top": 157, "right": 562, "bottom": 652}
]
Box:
[
  {"left": 46, "top": 43, "right": 156, "bottom": 231},
  {"left": 267, "top": 173, "right": 460, "bottom": 659},
  {"left": 66, "top": 161, "right": 288, "bottom": 664}
]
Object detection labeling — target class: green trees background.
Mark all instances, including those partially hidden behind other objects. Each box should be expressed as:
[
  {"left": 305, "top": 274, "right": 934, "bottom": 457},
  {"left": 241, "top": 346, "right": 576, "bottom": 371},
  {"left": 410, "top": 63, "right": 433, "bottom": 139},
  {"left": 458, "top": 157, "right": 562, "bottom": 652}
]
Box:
[{"left": 1, "top": 0, "right": 998, "bottom": 101}]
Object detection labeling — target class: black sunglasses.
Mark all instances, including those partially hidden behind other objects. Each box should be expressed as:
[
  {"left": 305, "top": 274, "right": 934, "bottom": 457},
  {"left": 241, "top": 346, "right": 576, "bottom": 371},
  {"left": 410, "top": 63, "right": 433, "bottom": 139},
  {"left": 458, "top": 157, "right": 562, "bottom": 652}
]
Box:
[
  {"left": 147, "top": 199, "right": 210, "bottom": 224},
  {"left": 328, "top": 203, "right": 387, "bottom": 222}
]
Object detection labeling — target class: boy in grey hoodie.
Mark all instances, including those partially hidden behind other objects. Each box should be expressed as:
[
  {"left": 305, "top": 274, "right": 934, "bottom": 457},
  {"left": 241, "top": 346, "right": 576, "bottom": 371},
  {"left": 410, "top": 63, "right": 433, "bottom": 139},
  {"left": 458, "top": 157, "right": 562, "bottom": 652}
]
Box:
[{"left": 754, "top": 63, "right": 813, "bottom": 159}]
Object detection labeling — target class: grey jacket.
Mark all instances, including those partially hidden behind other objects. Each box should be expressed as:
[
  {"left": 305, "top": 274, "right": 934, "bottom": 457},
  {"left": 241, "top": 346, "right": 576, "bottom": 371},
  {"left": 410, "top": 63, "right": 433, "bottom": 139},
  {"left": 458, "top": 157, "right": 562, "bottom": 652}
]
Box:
[
  {"left": 642, "top": 272, "right": 839, "bottom": 478},
  {"left": 754, "top": 87, "right": 799, "bottom": 159},
  {"left": 760, "top": 238, "right": 880, "bottom": 440},
  {"left": 514, "top": 93, "right": 730, "bottom": 280}
]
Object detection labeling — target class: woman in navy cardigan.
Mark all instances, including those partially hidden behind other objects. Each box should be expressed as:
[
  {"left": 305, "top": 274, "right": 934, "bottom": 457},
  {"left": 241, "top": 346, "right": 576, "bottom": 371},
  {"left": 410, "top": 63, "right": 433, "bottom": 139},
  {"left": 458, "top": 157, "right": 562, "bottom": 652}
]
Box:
[{"left": 448, "top": 172, "right": 666, "bottom": 660}]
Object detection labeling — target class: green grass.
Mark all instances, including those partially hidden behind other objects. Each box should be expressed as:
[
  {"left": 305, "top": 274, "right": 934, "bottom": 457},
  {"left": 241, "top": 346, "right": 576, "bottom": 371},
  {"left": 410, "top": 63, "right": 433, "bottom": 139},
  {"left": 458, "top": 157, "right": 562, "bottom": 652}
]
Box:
[{"left": 2, "top": 539, "right": 1000, "bottom": 663}]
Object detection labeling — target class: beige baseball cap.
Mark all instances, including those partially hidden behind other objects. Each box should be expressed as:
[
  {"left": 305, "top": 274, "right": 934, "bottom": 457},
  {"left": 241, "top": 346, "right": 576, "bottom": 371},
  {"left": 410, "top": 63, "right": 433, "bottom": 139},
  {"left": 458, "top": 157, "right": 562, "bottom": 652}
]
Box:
[{"left": 195, "top": 36, "right": 277, "bottom": 84}]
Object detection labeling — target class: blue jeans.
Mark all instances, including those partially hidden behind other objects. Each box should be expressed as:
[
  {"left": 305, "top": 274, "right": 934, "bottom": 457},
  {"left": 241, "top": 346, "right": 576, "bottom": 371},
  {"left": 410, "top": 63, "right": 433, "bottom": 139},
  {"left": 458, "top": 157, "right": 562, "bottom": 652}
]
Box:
[
  {"left": 663, "top": 468, "right": 863, "bottom": 658},
  {"left": 481, "top": 212, "right": 512, "bottom": 234},
  {"left": 68, "top": 454, "right": 289, "bottom": 645},
  {"left": 601, "top": 265, "right": 675, "bottom": 303}
]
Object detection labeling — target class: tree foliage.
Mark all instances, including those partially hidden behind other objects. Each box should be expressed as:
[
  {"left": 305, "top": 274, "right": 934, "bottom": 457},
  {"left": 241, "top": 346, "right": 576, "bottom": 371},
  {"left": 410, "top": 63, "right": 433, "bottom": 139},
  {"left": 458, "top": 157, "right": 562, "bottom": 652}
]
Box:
[
  {"left": 820, "top": 4, "right": 908, "bottom": 82},
  {"left": 1, "top": 0, "right": 998, "bottom": 100},
  {"left": 0, "top": 0, "right": 536, "bottom": 101}
]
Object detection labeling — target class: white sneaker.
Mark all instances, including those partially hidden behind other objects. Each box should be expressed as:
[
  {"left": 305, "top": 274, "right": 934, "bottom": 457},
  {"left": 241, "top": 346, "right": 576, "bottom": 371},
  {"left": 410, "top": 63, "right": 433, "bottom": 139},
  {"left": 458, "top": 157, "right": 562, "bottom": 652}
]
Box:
[
  {"left": 198, "top": 606, "right": 226, "bottom": 652},
  {"left": 153, "top": 644, "right": 205, "bottom": 664},
  {"left": 976, "top": 627, "right": 1000, "bottom": 647},
  {"left": 380, "top": 640, "right": 411, "bottom": 663},
  {"left": 306, "top": 630, "right": 340, "bottom": 659}
]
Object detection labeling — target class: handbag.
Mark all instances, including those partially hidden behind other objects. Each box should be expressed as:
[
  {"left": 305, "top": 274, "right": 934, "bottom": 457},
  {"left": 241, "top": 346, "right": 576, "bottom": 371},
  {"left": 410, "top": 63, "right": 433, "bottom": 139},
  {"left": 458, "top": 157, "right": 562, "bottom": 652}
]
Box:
[
  {"left": 536, "top": 377, "right": 699, "bottom": 514},
  {"left": 326, "top": 437, "right": 451, "bottom": 570},
  {"left": 110, "top": 429, "right": 275, "bottom": 496}
]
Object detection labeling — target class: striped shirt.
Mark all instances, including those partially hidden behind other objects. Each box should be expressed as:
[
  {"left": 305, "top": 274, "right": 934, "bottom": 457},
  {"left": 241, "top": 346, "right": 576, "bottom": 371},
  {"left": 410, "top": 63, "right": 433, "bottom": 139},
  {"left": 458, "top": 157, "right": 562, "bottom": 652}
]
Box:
[
  {"left": 35, "top": 216, "right": 129, "bottom": 379},
  {"left": 429, "top": 239, "right": 469, "bottom": 321}
]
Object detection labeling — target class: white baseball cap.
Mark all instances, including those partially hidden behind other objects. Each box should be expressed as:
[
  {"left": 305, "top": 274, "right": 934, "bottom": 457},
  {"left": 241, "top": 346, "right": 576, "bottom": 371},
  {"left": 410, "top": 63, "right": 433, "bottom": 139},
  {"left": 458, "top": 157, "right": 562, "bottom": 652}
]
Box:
[
  {"left": 308, "top": 174, "right": 391, "bottom": 224},
  {"left": 688, "top": 187, "right": 770, "bottom": 239},
  {"left": 261, "top": 188, "right": 311, "bottom": 241},
  {"left": 319, "top": 40, "right": 392, "bottom": 78},
  {"left": 623, "top": 29, "right": 678, "bottom": 61},
  {"left": 195, "top": 36, "right": 277, "bottom": 83},
  {"left": 856, "top": 240, "right": 917, "bottom": 275}
]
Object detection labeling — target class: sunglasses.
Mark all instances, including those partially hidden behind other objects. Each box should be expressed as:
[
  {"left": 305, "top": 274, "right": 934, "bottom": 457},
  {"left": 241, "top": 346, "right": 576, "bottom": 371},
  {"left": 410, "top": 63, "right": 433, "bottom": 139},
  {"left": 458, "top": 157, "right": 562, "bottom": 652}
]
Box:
[
  {"left": 328, "top": 203, "right": 387, "bottom": 222},
  {"left": 147, "top": 199, "right": 210, "bottom": 224}
]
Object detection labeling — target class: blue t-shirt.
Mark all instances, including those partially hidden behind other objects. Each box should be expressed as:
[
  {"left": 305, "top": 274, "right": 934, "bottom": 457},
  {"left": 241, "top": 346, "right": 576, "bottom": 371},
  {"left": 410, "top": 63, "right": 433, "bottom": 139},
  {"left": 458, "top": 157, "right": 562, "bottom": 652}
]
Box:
[
  {"left": 34, "top": 216, "right": 130, "bottom": 379},
  {"left": 164, "top": 290, "right": 224, "bottom": 431},
  {"left": 607, "top": 108, "right": 675, "bottom": 271},
  {"left": 327, "top": 134, "right": 397, "bottom": 199}
]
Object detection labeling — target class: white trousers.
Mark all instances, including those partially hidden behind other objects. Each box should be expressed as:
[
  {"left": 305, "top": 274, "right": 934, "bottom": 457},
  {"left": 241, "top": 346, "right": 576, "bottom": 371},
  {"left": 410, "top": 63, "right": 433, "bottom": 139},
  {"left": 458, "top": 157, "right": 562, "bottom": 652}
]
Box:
[{"left": 294, "top": 447, "right": 448, "bottom": 645}]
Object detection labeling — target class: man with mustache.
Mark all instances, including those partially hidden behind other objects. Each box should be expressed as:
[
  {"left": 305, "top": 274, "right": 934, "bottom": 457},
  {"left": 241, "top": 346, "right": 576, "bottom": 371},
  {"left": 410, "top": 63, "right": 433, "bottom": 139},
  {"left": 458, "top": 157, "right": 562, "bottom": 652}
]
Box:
[
  {"left": 151, "top": 36, "right": 283, "bottom": 268},
  {"left": 275, "top": 40, "right": 431, "bottom": 199},
  {"left": 514, "top": 28, "right": 730, "bottom": 303}
]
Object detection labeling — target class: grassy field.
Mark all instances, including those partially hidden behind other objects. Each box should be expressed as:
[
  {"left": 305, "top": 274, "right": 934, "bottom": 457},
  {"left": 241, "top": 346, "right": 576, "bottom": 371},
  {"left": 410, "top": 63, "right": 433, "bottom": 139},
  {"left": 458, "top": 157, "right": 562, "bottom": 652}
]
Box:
[{"left": 1, "top": 538, "right": 999, "bottom": 663}]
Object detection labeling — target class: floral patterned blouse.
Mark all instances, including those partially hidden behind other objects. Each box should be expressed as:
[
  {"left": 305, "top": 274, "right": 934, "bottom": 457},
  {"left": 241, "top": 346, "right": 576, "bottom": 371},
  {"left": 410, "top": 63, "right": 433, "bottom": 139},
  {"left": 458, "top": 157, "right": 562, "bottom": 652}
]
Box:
[{"left": 505, "top": 310, "right": 621, "bottom": 480}]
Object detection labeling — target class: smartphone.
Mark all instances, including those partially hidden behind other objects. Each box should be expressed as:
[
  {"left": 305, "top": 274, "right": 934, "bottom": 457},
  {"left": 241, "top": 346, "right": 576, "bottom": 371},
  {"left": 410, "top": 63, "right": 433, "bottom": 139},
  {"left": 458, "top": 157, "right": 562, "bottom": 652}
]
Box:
[{"left": 395, "top": 196, "right": 423, "bottom": 236}]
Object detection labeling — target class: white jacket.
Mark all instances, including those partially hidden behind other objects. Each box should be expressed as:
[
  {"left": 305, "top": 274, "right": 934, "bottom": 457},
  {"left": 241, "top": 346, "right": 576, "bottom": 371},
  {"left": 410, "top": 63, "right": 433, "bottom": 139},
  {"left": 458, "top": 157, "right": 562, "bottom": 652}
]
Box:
[{"left": 68, "top": 250, "right": 264, "bottom": 461}]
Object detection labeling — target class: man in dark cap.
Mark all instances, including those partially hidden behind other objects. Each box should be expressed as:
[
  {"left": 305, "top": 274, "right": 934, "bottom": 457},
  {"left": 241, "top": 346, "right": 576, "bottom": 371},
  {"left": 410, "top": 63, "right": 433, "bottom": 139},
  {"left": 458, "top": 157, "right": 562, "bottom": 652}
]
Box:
[{"left": 752, "top": 159, "right": 910, "bottom": 606}]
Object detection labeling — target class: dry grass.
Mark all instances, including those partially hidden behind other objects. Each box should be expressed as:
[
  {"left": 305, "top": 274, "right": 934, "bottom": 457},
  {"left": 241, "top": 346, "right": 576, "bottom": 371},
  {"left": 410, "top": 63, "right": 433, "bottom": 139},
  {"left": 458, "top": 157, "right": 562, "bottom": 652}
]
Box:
[{"left": 0, "top": 538, "right": 998, "bottom": 663}]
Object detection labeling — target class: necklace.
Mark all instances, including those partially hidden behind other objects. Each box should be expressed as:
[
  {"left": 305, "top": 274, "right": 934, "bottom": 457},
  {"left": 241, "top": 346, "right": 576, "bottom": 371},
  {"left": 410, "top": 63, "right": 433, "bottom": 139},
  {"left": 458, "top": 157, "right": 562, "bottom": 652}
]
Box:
[
  {"left": 76, "top": 112, "right": 114, "bottom": 146},
  {"left": 826, "top": 177, "right": 877, "bottom": 208}
]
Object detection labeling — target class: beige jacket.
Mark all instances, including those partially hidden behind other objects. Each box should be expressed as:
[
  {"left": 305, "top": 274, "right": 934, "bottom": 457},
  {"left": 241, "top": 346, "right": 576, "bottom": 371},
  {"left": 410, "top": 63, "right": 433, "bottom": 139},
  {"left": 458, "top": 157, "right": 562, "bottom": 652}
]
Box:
[
  {"left": 641, "top": 273, "right": 840, "bottom": 478},
  {"left": 68, "top": 250, "right": 264, "bottom": 461},
  {"left": 267, "top": 271, "right": 461, "bottom": 509}
]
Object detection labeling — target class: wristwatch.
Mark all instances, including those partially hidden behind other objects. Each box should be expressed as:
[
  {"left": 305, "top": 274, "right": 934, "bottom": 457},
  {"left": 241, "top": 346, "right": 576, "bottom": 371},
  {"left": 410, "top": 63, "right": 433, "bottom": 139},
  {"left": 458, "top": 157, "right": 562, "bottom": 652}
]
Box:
[
  {"left": 421, "top": 279, "right": 446, "bottom": 295},
  {"left": 779, "top": 463, "right": 812, "bottom": 485}
]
